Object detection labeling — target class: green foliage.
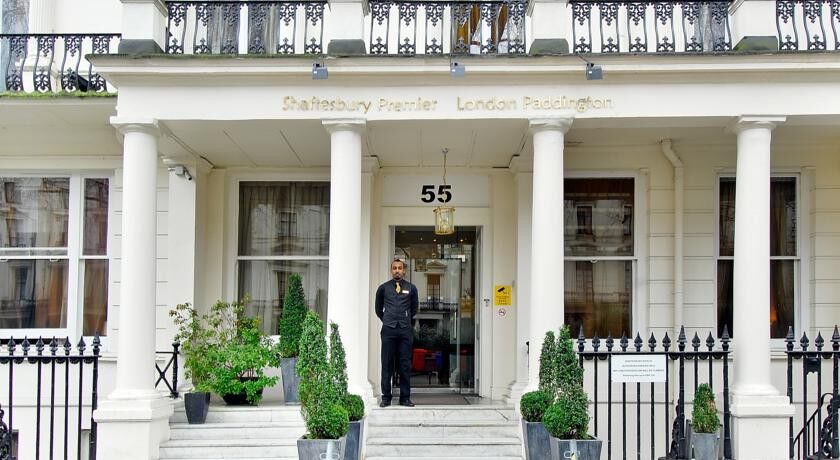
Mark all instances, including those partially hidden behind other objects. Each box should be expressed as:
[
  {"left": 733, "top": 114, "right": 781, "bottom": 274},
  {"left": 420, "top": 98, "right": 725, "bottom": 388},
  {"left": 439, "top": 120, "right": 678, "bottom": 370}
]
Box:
[
  {"left": 169, "top": 302, "right": 214, "bottom": 392},
  {"left": 543, "top": 391, "right": 590, "bottom": 440},
  {"left": 344, "top": 394, "right": 366, "bottom": 422},
  {"left": 691, "top": 384, "right": 720, "bottom": 434},
  {"left": 278, "top": 274, "right": 308, "bottom": 358},
  {"left": 203, "top": 298, "right": 280, "bottom": 405},
  {"left": 538, "top": 331, "right": 557, "bottom": 399},
  {"left": 520, "top": 390, "right": 552, "bottom": 423},
  {"left": 555, "top": 327, "right": 583, "bottom": 396},
  {"left": 329, "top": 323, "right": 349, "bottom": 396},
  {"left": 298, "top": 311, "right": 348, "bottom": 439}
]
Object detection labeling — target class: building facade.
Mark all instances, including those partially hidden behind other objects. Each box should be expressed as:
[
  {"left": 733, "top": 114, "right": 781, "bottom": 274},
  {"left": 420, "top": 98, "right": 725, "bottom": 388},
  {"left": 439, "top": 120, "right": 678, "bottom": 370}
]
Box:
[{"left": 2, "top": 0, "right": 840, "bottom": 458}]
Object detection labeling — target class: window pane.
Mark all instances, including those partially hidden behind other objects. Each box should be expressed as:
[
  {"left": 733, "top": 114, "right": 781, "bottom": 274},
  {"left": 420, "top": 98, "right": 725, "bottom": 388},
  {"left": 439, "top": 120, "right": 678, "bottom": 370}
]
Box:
[
  {"left": 83, "top": 179, "right": 109, "bottom": 256},
  {"left": 719, "top": 179, "right": 735, "bottom": 257},
  {"left": 0, "top": 259, "right": 68, "bottom": 328},
  {"left": 237, "top": 259, "right": 328, "bottom": 335},
  {"left": 771, "top": 178, "right": 797, "bottom": 257},
  {"left": 82, "top": 260, "right": 108, "bottom": 336},
  {"left": 0, "top": 178, "right": 70, "bottom": 249},
  {"left": 565, "top": 179, "right": 634, "bottom": 257},
  {"left": 564, "top": 260, "right": 631, "bottom": 337},
  {"left": 238, "top": 182, "right": 330, "bottom": 257},
  {"left": 717, "top": 259, "right": 794, "bottom": 339}
]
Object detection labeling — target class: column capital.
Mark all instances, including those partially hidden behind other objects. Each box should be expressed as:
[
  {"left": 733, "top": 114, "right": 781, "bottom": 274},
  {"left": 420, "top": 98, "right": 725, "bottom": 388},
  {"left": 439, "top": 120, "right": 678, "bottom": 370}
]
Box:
[
  {"left": 729, "top": 116, "right": 786, "bottom": 134},
  {"left": 323, "top": 118, "right": 367, "bottom": 134},
  {"left": 529, "top": 117, "right": 574, "bottom": 135},
  {"left": 508, "top": 155, "right": 533, "bottom": 174},
  {"left": 111, "top": 117, "right": 160, "bottom": 136}
]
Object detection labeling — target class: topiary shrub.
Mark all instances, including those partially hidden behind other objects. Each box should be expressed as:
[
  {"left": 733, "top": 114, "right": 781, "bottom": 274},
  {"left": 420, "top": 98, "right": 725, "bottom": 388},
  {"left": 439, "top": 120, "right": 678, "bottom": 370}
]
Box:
[
  {"left": 298, "top": 311, "right": 348, "bottom": 439},
  {"left": 344, "top": 394, "right": 365, "bottom": 422},
  {"left": 329, "top": 323, "right": 349, "bottom": 395},
  {"left": 538, "top": 331, "right": 558, "bottom": 400},
  {"left": 278, "top": 274, "right": 307, "bottom": 358},
  {"left": 520, "top": 390, "right": 552, "bottom": 422},
  {"left": 542, "top": 325, "right": 590, "bottom": 440},
  {"left": 308, "top": 403, "right": 350, "bottom": 440},
  {"left": 692, "top": 383, "right": 720, "bottom": 434}
]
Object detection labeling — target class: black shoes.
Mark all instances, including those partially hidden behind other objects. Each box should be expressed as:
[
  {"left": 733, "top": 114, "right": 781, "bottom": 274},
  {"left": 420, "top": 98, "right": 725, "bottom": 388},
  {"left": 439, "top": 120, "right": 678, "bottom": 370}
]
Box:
[
  {"left": 379, "top": 400, "right": 391, "bottom": 407},
  {"left": 399, "top": 400, "right": 416, "bottom": 407}
]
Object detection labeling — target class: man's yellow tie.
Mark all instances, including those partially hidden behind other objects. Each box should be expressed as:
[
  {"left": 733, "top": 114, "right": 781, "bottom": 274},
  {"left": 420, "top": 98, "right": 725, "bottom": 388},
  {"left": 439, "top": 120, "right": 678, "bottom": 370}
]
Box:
[{"left": 395, "top": 282, "right": 401, "bottom": 293}]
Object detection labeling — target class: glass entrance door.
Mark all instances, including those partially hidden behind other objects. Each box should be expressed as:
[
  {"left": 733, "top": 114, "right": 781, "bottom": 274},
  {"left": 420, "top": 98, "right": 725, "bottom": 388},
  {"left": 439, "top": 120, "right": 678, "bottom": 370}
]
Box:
[{"left": 393, "top": 226, "right": 477, "bottom": 394}]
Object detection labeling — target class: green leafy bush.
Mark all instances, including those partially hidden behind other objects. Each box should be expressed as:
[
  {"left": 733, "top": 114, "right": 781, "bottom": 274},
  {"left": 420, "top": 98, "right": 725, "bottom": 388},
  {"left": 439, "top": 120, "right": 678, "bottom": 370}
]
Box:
[
  {"left": 520, "top": 390, "right": 552, "bottom": 422},
  {"left": 543, "top": 390, "right": 590, "bottom": 440},
  {"left": 692, "top": 383, "right": 720, "bottom": 434},
  {"left": 204, "top": 298, "right": 280, "bottom": 405},
  {"left": 278, "top": 274, "right": 307, "bottom": 358},
  {"left": 344, "top": 394, "right": 365, "bottom": 422},
  {"left": 538, "top": 331, "right": 558, "bottom": 400},
  {"left": 298, "top": 311, "right": 348, "bottom": 439},
  {"left": 169, "top": 302, "right": 214, "bottom": 392},
  {"left": 540, "top": 326, "right": 590, "bottom": 440}
]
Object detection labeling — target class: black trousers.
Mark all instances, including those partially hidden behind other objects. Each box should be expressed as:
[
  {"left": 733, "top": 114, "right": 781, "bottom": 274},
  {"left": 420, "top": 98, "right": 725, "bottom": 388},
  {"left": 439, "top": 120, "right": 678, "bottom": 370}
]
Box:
[{"left": 380, "top": 325, "right": 412, "bottom": 402}]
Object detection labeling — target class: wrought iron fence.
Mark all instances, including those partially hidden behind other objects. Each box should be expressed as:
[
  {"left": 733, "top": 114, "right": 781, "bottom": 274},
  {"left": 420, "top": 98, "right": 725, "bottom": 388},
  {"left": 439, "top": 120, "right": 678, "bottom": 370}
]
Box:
[
  {"left": 165, "top": 1, "right": 326, "bottom": 55},
  {"left": 0, "top": 336, "right": 100, "bottom": 460},
  {"left": 786, "top": 327, "right": 840, "bottom": 460},
  {"left": 0, "top": 34, "right": 119, "bottom": 94},
  {"left": 368, "top": 0, "right": 527, "bottom": 55},
  {"left": 777, "top": 0, "right": 840, "bottom": 51},
  {"left": 155, "top": 342, "right": 181, "bottom": 399},
  {"left": 577, "top": 326, "right": 732, "bottom": 460},
  {"left": 568, "top": 1, "right": 732, "bottom": 53}
]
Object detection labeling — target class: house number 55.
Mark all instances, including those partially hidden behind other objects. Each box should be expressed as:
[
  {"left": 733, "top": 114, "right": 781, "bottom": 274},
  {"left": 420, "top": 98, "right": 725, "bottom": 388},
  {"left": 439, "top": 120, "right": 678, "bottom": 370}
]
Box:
[{"left": 420, "top": 185, "right": 453, "bottom": 203}]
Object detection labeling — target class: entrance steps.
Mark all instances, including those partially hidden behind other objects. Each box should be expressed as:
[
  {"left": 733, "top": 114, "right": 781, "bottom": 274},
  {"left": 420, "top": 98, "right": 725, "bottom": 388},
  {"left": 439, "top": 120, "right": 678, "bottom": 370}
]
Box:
[
  {"left": 160, "top": 403, "right": 305, "bottom": 460},
  {"left": 365, "top": 404, "right": 524, "bottom": 460}
]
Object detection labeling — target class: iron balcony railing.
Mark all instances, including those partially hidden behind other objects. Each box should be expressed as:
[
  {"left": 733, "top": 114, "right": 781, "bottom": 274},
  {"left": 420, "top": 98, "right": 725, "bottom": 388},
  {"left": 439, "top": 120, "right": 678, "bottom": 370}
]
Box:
[
  {"left": 777, "top": 0, "right": 840, "bottom": 51},
  {"left": 0, "top": 34, "right": 119, "bottom": 94}
]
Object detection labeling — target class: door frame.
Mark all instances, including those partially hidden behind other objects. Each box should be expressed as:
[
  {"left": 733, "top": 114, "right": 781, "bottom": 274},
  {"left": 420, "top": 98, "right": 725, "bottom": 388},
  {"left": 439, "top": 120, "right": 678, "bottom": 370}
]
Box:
[{"left": 378, "top": 206, "right": 493, "bottom": 398}]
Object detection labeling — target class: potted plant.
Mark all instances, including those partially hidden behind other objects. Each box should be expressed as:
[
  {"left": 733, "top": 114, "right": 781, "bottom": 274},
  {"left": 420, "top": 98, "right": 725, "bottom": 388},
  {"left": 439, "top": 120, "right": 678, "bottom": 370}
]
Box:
[
  {"left": 520, "top": 330, "right": 558, "bottom": 460},
  {"left": 297, "top": 311, "right": 350, "bottom": 460},
  {"left": 330, "top": 323, "right": 366, "bottom": 460},
  {"left": 278, "top": 274, "right": 307, "bottom": 403},
  {"left": 691, "top": 383, "right": 720, "bottom": 460},
  {"left": 205, "top": 297, "right": 280, "bottom": 405},
  {"left": 170, "top": 302, "right": 214, "bottom": 424},
  {"left": 542, "top": 327, "right": 601, "bottom": 460}
]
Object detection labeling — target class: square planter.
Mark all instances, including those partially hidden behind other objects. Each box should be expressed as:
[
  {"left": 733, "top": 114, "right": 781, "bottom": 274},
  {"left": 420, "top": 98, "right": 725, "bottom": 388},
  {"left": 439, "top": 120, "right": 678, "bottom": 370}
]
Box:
[
  {"left": 521, "top": 420, "right": 551, "bottom": 460},
  {"left": 280, "top": 357, "right": 300, "bottom": 403},
  {"left": 345, "top": 419, "right": 364, "bottom": 460},
  {"left": 548, "top": 437, "right": 602, "bottom": 460},
  {"left": 692, "top": 432, "right": 720, "bottom": 460},
  {"left": 297, "top": 437, "right": 346, "bottom": 460}
]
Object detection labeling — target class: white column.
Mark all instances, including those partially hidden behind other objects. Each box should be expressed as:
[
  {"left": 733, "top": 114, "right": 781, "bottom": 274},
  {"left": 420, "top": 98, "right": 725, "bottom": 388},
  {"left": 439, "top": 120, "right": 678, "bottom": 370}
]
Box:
[
  {"left": 357, "top": 156, "right": 379, "bottom": 403},
  {"left": 27, "top": 0, "right": 55, "bottom": 33},
  {"left": 119, "top": 0, "right": 168, "bottom": 53},
  {"left": 95, "top": 118, "right": 172, "bottom": 460},
  {"left": 729, "top": 115, "right": 793, "bottom": 460},
  {"left": 527, "top": 117, "right": 573, "bottom": 390},
  {"left": 508, "top": 157, "right": 532, "bottom": 403},
  {"left": 324, "top": 118, "right": 367, "bottom": 397}
]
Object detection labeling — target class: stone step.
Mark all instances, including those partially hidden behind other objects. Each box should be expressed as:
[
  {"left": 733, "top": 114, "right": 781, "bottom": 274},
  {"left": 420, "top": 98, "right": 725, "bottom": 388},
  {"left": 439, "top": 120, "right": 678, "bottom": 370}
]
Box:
[
  {"left": 366, "top": 420, "right": 520, "bottom": 439},
  {"left": 159, "top": 439, "right": 298, "bottom": 459},
  {"left": 170, "top": 405, "right": 303, "bottom": 424},
  {"left": 367, "top": 407, "right": 517, "bottom": 423},
  {"left": 367, "top": 457, "right": 524, "bottom": 460},
  {"left": 169, "top": 422, "right": 306, "bottom": 440},
  {"left": 365, "top": 437, "right": 524, "bottom": 457}
]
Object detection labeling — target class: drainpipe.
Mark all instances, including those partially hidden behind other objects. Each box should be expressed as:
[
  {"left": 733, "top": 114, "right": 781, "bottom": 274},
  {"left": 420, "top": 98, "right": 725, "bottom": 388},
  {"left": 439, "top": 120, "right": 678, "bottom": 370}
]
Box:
[{"left": 661, "top": 140, "right": 684, "bottom": 333}]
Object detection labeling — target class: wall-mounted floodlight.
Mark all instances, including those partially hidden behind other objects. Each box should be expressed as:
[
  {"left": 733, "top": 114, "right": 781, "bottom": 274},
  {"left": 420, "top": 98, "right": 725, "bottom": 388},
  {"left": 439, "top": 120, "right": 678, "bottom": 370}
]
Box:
[
  {"left": 312, "top": 62, "right": 328, "bottom": 80},
  {"left": 585, "top": 62, "right": 603, "bottom": 81},
  {"left": 450, "top": 61, "right": 465, "bottom": 78}
]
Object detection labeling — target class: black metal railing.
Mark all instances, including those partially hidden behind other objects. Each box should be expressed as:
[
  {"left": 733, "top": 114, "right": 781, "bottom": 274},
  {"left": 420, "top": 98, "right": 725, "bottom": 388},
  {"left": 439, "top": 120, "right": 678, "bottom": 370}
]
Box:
[
  {"left": 777, "top": 0, "right": 840, "bottom": 51},
  {"left": 0, "top": 34, "right": 119, "bottom": 94},
  {"left": 165, "top": 1, "right": 326, "bottom": 55},
  {"left": 155, "top": 342, "right": 180, "bottom": 399},
  {"left": 577, "top": 326, "right": 732, "bottom": 460},
  {"left": 0, "top": 336, "right": 100, "bottom": 460},
  {"left": 568, "top": 1, "right": 732, "bottom": 54},
  {"left": 368, "top": 0, "right": 527, "bottom": 55},
  {"left": 786, "top": 327, "right": 840, "bottom": 460}
]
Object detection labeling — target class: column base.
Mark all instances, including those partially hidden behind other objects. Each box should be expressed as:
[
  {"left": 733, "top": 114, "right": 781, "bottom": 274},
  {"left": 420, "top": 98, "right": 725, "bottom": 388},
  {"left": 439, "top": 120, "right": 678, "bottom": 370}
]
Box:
[
  {"left": 94, "top": 396, "right": 174, "bottom": 460},
  {"left": 506, "top": 378, "right": 530, "bottom": 404},
  {"left": 348, "top": 381, "right": 376, "bottom": 407},
  {"left": 730, "top": 393, "right": 794, "bottom": 460}
]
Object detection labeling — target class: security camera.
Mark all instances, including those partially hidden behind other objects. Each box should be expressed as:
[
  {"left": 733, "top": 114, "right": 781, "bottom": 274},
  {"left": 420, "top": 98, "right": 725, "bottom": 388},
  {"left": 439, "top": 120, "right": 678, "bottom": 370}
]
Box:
[{"left": 168, "top": 165, "right": 193, "bottom": 181}]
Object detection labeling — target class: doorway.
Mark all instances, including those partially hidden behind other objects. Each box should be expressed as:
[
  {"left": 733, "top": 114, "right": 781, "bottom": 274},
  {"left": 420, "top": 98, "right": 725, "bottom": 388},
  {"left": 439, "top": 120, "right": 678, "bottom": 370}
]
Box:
[{"left": 393, "top": 226, "right": 478, "bottom": 394}]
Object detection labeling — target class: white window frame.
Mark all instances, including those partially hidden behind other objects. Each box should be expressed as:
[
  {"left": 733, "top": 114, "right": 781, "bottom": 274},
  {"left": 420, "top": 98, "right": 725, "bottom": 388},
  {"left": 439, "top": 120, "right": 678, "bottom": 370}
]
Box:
[
  {"left": 563, "top": 170, "right": 645, "bottom": 335},
  {"left": 0, "top": 172, "right": 113, "bottom": 341},
  {"left": 714, "top": 172, "right": 805, "bottom": 344}
]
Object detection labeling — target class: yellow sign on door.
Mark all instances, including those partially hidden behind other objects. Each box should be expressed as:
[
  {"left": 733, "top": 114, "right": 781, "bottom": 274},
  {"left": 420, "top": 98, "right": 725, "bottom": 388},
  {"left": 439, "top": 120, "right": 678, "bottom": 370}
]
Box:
[{"left": 494, "top": 285, "right": 512, "bottom": 307}]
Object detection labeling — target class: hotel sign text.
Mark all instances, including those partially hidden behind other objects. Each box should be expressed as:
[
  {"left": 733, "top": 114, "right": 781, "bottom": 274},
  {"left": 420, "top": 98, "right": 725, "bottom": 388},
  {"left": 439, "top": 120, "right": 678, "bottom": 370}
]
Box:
[{"left": 282, "top": 95, "right": 613, "bottom": 114}]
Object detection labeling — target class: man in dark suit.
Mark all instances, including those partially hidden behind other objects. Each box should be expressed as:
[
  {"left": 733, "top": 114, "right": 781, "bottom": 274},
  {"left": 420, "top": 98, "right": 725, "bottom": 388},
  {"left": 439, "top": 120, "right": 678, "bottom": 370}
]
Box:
[{"left": 375, "top": 258, "right": 418, "bottom": 407}]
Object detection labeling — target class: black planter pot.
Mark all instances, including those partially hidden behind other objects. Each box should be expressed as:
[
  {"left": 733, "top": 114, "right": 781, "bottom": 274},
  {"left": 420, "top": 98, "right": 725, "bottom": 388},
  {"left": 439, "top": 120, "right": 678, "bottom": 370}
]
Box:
[
  {"left": 184, "top": 391, "right": 210, "bottom": 424},
  {"left": 345, "top": 419, "right": 364, "bottom": 460},
  {"left": 280, "top": 357, "right": 300, "bottom": 403},
  {"left": 548, "top": 437, "right": 602, "bottom": 460},
  {"left": 521, "top": 420, "right": 551, "bottom": 460},
  {"left": 221, "top": 377, "right": 264, "bottom": 406}
]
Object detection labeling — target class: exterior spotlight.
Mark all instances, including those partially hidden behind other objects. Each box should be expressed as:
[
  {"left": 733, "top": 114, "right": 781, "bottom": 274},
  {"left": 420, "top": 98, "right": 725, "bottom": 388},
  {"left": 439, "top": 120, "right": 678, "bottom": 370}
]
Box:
[
  {"left": 167, "top": 165, "right": 193, "bottom": 181},
  {"left": 450, "top": 61, "right": 465, "bottom": 78},
  {"left": 312, "top": 62, "right": 328, "bottom": 80},
  {"left": 586, "top": 62, "right": 603, "bottom": 80}
]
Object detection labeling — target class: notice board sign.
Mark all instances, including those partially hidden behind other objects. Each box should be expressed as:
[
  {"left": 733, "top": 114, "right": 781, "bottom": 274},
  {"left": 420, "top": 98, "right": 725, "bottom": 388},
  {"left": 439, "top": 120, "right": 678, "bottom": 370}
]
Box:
[
  {"left": 611, "top": 355, "right": 667, "bottom": 383},
  {"left": 494, "top": 285, "right": 512, "bottom": 306}
]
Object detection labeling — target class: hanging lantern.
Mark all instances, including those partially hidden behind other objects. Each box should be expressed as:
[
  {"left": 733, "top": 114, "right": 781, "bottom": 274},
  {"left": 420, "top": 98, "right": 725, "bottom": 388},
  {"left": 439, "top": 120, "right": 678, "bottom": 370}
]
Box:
[
  {"left": 434, "top": 206, "right": 455, "bottom": 235},
  {"left": 434, "top": 148, "right": 455, "bottom": 235}
]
